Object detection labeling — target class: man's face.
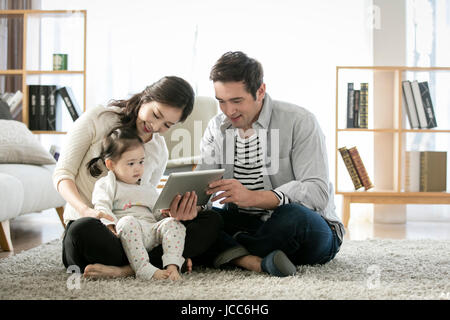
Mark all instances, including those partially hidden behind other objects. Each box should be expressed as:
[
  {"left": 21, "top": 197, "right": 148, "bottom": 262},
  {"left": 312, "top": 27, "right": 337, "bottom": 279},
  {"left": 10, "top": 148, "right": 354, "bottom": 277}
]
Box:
[{"left": 214, "top": 81, "right": 265, "bottom": 130}]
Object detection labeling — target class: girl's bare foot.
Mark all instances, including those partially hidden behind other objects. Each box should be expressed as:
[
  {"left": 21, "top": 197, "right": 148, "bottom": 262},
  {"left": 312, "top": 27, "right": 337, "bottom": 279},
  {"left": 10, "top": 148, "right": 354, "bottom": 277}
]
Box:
[
  {"left": 166, "top": 264, "right": 182, "bottom": 281},
  {"left": 152, "top": 269, "right": 170, "bottom": 280},
  {"left": 83, "top": 264, "right": 134, "bottom": 278}
]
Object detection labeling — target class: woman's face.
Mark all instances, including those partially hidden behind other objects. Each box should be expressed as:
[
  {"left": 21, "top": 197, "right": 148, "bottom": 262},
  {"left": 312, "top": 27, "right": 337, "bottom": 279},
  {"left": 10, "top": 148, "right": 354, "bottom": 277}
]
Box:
[{"left": 136, "top": 101, "right": 183, "bottom": 141}]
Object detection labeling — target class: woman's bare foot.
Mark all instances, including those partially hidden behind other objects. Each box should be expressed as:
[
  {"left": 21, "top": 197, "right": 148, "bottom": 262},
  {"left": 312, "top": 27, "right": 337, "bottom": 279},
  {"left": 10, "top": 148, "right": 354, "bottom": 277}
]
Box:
[
  {"left": 166, "top": 264, "right": 182, "bottom": 281},
  {"left": 152, "top": 269, "right": 170, "bottom": 280},
  {"left": 83, "top": 264, "right": 134, "bottom": 278}
]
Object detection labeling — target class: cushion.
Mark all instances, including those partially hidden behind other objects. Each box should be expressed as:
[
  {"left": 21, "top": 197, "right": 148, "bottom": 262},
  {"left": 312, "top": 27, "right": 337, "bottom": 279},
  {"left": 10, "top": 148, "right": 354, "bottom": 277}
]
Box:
[
  {"left": 0, "top": 99, "right": 12, "bottom": 120},
  {"left": 0, "top": 120, "right": 56, "bottom": 165}
]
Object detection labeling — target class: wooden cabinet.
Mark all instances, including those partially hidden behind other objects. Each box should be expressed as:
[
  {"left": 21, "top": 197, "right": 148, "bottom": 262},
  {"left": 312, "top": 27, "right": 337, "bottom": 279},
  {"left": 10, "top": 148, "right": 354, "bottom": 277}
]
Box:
[
  {"left": 335, "top": 66, "right": 450, "bottom": 226},
  {"left": 0, "top": 9, "right": 86, "bottom": 134}
]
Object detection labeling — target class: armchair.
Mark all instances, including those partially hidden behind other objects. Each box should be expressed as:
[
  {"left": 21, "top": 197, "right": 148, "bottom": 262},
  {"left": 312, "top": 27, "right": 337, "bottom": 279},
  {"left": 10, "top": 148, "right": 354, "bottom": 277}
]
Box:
[{"left": 161, "top": 96, "right": 219, "bottom": 174}]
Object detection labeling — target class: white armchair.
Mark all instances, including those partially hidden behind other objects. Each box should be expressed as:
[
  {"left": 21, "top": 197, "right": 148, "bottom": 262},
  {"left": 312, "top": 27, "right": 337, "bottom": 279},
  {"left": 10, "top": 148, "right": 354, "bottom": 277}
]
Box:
[{"left": 161, "top": 96, "right": 219, "bottom": 173}]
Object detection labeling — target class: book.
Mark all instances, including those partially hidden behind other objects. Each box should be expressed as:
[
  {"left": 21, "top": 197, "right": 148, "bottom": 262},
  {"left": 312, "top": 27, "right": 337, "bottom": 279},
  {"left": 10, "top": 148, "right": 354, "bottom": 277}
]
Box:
[
  {"left": 6, "top": 90, "right": 23, "bottom": 115},
  {"left": 359, "top": 83, "right": 368, "bottom": 129},
  {"left": 353, "top": 90, "right": 360, "bottom": 128},
  {"left": 346, "top": 83, "right": 355, "bottom": 128},
  {"left": 38, "top": 85, "right": 48, "bottom": 130},
  {"left": 49, "top": 145, "right": 61, "bottom": 161},
  {"left": 1, "top": 90, "right": 23, "bottom": 120},
  {"left": 402, "top": 81, "right": 420, "bottom": 129},
  {"left": 347, "top": 146, "right": 374, "bottom": 190},
  {"left": 28, "top": 85, "right": 40, "bottom": 130},
  {"left": 0, "top": 98, "right": 12, "bottom": 120},
  {"left": 418, "top": 81, "right": 437, "bottom": 129},
  {"left": 47, "top": 85, "right": 57, "bottom": 131},
  {"left": 420, "top": 151, "right": 447, "bottom": 192},
  {"left": 1, "top": 92, "right": 13, "bottom": 102},
  {"left": 338, "top": 147, "right": 363, "bottom": 190},
  {"left": 404, "top": 151, "right": 420, "bottom": 192},
  {"left": 57, "top": 86, "right": 82, "bottom": 121},
  {"left": 410, "top": 80, "right": 428, "bottom": 129}
]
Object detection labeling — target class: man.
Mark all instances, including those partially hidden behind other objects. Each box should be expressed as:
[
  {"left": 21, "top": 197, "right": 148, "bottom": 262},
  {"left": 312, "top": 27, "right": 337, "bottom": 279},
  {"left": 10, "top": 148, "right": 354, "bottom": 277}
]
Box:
[{"left": 197, "top": 51, "right": 344, "bottom": 277}]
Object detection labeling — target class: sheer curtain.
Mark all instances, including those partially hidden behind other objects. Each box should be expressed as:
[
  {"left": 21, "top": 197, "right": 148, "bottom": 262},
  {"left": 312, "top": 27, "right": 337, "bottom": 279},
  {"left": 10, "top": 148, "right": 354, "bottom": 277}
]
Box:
[{"left": 406, "top": 0, "right": 450, "bottom": 221}]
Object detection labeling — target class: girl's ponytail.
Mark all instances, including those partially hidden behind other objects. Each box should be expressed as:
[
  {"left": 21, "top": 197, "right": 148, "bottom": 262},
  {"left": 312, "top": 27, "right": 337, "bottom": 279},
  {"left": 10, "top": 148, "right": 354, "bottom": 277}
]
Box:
[{"left": 86, "top": 156, "right": 104, "bottom": 178}]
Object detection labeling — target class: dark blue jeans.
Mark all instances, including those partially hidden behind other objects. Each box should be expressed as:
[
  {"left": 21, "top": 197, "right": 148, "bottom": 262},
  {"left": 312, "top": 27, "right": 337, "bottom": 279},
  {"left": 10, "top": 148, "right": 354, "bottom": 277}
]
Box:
[{"left": 205, "top": 203, "right": 341, "bottom": 266}]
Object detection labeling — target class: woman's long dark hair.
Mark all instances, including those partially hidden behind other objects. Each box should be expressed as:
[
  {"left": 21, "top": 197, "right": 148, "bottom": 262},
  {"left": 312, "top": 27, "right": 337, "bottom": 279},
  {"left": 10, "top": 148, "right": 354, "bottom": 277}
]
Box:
[
  {"left": 104, "top": 76, "right": 195, "bottom": 131},
  {"left": 86, "top": 126, "right": 143, "bottom": 178}
]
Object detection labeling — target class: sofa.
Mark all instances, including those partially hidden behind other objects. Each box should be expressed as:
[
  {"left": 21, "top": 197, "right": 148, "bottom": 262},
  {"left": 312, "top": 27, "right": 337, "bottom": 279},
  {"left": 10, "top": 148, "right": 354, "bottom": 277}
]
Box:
[{"left": 0, "top": 120, "right": 66, "bottom": 251}]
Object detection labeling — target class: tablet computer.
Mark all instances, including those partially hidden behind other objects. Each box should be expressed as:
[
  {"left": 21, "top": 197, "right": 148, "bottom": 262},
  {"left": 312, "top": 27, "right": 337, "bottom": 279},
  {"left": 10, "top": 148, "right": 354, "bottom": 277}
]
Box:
[{"left": 153, "top": 168, "right": 225, "bottom": 212}]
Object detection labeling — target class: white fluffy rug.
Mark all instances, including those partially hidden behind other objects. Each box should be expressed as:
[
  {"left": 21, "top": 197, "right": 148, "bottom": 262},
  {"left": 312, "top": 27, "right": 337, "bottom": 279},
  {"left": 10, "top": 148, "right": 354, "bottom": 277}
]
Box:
[{"left": 0, "top": 239, "right": 448, "bottom": 300}]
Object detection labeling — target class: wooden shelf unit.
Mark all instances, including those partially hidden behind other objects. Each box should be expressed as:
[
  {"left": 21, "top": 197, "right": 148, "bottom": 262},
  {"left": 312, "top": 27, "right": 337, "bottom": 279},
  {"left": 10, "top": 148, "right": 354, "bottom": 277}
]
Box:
[
  {"left": 335, "top": 66, "right": 450, "bottom": 227},
  {"left": 0, "top": 9, "right": 86, "bottom": 134}
]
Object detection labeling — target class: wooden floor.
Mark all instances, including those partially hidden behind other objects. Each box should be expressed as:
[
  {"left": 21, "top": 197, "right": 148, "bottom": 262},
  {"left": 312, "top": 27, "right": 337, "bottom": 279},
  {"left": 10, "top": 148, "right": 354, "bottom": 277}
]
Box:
[{"left": 1, "top": 209, "right": 450, "bottom": 259}]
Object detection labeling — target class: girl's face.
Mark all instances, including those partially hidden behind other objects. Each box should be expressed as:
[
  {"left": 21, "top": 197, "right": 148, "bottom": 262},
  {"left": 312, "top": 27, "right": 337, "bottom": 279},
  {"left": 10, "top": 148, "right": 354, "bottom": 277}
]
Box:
[
  {"left": 136, "top": 101, "right": 183, "bottom": 142},
  {"left": 108, "top": 145, "right": 145, "bottom": 184}
]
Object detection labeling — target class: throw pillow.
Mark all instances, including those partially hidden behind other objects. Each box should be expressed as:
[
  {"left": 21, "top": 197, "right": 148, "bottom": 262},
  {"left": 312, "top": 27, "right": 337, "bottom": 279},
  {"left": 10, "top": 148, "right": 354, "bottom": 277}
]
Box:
[
  {"left": 0, "top": 120, "right": 56, "bottom": 165},
  {"left": 0, "top": 99, "right": 12, "bottom": 120}
]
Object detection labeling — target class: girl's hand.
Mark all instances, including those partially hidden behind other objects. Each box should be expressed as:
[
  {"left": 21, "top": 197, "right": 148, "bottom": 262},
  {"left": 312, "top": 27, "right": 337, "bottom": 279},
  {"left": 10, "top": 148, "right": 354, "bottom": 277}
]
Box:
[{"left": 161, "top": 191, "right": 198, "bottom": 221}]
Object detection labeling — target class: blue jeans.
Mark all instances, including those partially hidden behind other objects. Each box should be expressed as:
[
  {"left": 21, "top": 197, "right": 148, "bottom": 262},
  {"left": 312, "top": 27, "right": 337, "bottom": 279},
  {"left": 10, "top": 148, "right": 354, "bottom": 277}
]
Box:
[{"left": 207, "top": 203, "right": 341, "bottom": 266}]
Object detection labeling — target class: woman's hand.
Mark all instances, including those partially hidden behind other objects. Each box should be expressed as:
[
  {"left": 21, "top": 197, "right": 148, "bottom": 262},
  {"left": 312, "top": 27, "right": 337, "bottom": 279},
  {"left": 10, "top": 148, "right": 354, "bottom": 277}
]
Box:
[
  {"left": 106, "top": 224, "right": 118, "bottom": 237},
  {"left": 81, "top": 207, "right": 115, "bottom": 222},
  {"left": 207, "top": 179, "right": 254, "bottom": 207},
  {"left": 161, "top": 191, "right": 198, "bottom": 221}
]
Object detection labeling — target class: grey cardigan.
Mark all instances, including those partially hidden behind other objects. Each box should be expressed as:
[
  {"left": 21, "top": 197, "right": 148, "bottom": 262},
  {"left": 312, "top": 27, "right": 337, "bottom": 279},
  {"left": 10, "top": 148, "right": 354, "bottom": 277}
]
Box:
[{"left": 197, "top": 94, "right": 345, "bottom": 242}]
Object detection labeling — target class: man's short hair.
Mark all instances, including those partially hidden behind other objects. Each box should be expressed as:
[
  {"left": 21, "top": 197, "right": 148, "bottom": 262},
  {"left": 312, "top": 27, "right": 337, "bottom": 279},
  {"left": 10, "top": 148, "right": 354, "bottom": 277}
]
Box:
[{"left": 209, "top": 51, "right": 264, "bottom": 99}]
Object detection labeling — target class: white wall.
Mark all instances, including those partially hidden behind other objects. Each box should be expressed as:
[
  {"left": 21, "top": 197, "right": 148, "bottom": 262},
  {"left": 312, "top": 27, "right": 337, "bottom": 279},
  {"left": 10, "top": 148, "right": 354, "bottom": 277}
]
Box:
[{"left": 39, "top": 0, "right": 374, "bottom": 220}]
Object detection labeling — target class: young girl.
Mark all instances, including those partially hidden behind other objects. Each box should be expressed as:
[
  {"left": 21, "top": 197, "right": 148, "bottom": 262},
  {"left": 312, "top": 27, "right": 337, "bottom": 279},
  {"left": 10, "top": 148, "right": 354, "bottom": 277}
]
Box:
[{"left": 87, "top": 127, "right": 186, "bottom": 281}]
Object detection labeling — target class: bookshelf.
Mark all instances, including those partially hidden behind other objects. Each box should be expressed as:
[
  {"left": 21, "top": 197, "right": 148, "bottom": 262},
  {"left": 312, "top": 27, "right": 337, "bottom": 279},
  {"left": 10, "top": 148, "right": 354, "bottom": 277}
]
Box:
[
  {"left": 0, "top": 9, "right": 86, "bottom": 134},
  {"left": 336, "top": 66, "right": 450, "bottom": 227}
]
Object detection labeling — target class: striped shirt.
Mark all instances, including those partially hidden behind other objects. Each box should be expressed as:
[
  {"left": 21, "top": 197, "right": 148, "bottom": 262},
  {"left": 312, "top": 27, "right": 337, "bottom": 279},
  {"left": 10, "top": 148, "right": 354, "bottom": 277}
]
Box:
[{"left": 233, "top": 129, "right": 289, "bottom": 220}]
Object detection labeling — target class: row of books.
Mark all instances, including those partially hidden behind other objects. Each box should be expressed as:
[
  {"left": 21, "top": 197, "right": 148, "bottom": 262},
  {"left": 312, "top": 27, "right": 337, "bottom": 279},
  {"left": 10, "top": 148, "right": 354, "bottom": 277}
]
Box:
[
  {"left": 402, "top": 80, "right": 437, "bottom": 129},
  {"left": 346, "top": 83, "right": 368, "bottom": 128},
  {"left": 405, "top": 151, "right": 447, "bottom": 192},
  {"left": 0, "top": 90, "right": 23, "bottom": 119},
  {"left": 338, "top": 146, "right": 374, "bottom": 190},
  {"left": 28, "top": 85, "right": 82, "bottom": 131}
]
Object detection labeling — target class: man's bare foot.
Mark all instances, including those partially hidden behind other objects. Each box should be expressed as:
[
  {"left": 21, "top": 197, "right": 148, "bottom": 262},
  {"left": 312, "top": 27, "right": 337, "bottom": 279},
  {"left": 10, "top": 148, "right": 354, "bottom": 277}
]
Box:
[
  {"left": 184, "top": 258, "right": 193, "bottom": 273},
  {"left": 152, "top": 269, "right": 170, "bottom": 280},
  {"left": 166, "top": 264, "right": 182, "bottom": 281},
  {"left": 232, "top": 255, "right": 262, "bottom": 273},
  {"left": 83, "top": 264, "right": 134, "bottom": 278}
]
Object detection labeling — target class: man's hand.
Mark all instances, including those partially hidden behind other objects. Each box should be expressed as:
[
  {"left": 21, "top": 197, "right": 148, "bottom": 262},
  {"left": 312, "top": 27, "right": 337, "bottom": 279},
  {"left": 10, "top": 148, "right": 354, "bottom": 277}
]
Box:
[
  {"left": 161, "top": 191, "right": 198, "bottom": 221},
  {"left": 207, "top": 179, "right": 254, "bottom": 207}
]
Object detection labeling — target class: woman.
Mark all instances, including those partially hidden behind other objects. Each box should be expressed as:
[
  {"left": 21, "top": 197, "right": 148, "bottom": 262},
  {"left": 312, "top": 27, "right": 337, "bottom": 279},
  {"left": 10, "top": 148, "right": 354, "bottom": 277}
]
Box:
[{"left": 53, "top": 76, "right": 222, "bottom": 278}]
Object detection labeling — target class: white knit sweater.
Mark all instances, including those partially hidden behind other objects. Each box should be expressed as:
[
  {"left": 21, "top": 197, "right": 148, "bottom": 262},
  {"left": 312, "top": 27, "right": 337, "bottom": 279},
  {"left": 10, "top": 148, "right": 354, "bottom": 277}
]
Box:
[{"left": 52, "top": 105, "right": 168, "bottom": 225}]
